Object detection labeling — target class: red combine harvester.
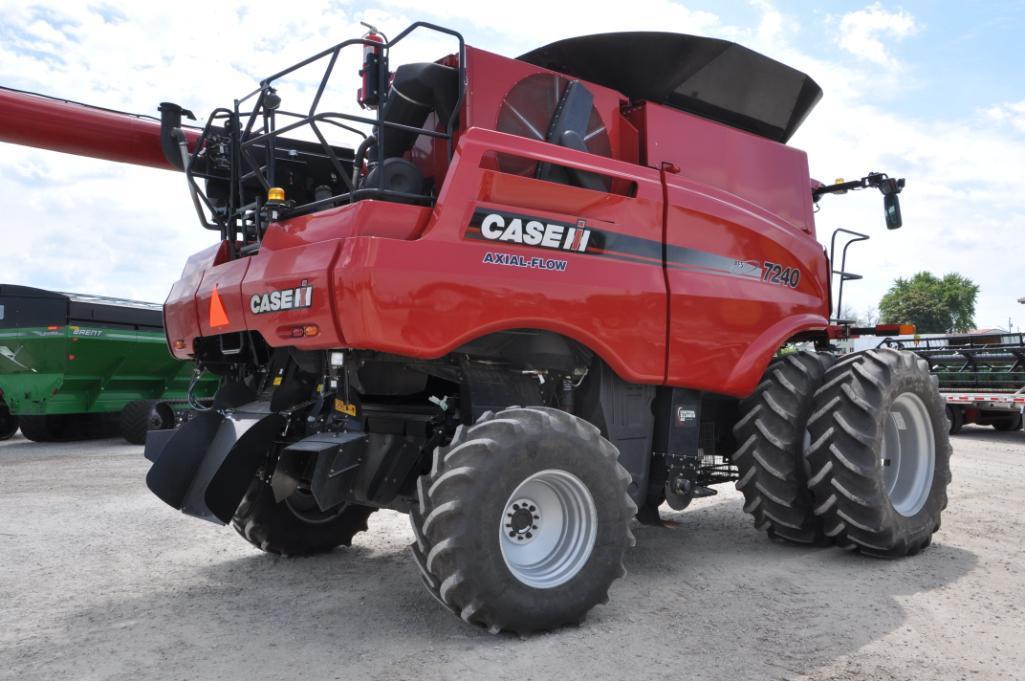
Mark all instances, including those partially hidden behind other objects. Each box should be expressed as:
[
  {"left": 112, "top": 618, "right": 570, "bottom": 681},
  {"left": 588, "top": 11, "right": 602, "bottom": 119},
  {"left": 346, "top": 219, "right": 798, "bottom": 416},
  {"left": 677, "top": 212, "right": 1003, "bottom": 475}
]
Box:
[{"left": 1, "top": 23, "right": 950, "bottom": 634}]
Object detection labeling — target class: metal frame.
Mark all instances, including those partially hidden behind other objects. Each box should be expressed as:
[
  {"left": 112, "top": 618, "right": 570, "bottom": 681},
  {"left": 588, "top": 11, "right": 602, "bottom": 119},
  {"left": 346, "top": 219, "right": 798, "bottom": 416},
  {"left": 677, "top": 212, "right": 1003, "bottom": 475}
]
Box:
[
  {"left": 828, "top": 228, "right": 870, "bottom": 323},
  {"left": 181, "top": 22, "right": 466, "bottom": 253},
  {"left": 892, "top": 333, "right": 1025, "bottom": 394}
]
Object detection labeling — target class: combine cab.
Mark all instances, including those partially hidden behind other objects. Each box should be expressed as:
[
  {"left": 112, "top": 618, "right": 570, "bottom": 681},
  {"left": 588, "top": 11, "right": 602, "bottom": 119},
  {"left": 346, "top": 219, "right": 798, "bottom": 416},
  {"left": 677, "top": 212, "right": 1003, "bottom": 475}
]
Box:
[
  {"left": 0, "top": 284, "right": 215, "bottom": 443},
  {"left": 1, "top": 23, "right": 950, "bottom": 634}
]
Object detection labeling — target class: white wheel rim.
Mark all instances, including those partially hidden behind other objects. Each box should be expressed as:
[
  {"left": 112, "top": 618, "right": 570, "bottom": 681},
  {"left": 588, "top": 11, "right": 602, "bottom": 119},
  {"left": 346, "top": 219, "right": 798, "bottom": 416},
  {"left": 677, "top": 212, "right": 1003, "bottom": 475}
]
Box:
[
  {"left": 499, "top": 469, "right": 597, "bottom": 589},
  {"left": 881, "top": 392, "right": 936, "bottom": 517}
]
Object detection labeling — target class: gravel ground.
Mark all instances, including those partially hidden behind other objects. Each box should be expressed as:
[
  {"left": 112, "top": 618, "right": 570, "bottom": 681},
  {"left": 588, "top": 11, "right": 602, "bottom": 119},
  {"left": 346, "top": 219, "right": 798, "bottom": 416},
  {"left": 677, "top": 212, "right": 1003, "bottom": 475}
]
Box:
[{"left": 1, "top": 426, "right": 1023, "bottom": 680}]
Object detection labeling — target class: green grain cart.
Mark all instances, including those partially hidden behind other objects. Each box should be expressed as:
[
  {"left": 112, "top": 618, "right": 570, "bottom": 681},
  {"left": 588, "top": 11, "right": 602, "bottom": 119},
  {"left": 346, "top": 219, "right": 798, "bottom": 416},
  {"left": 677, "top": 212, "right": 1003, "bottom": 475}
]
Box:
[{"left": 0, "top": 284, "right": 215, "bottom": 443}]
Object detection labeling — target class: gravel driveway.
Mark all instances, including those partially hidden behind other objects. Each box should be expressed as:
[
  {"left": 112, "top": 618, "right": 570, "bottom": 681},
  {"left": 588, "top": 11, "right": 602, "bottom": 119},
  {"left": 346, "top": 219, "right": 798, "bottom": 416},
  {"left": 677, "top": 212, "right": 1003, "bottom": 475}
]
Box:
[{"left": 1, "top": 427, "right": 1022, "bottom": 680}]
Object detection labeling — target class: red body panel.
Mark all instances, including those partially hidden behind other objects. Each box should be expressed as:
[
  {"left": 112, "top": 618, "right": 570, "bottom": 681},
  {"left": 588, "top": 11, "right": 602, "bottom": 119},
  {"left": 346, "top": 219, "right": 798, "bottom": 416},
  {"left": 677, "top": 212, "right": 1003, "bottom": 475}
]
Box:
[
  {"left": 261, "top": 200, "right": 432, "bottom": 249},
  {"left": 332, "top": 128, "right": 667, "bottom": 382},
  {"left": 635, "top": 105, "right": 829, "bottom": 395},
  {"left": 195, "top": 258, "right": 251, "bottom": 338},
  {"left": 0, "top": 88, "right": 199, "bottom": 170},
  {"left": 164, "top": 243, "right": 224, "bottom": 351},
  {"left": 163, "top": 45, "right": 830, "bottom": 398},
  {"left": 639, "top": 103, "right": 817, "bottom": 235}
]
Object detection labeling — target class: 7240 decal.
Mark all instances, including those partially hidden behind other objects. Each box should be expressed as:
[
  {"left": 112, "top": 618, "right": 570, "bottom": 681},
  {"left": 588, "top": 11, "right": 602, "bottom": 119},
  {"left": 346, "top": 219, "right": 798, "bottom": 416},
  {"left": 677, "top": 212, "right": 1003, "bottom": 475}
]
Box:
[{"left": 761, "top": 261, "right": 800, "bottom": 288}]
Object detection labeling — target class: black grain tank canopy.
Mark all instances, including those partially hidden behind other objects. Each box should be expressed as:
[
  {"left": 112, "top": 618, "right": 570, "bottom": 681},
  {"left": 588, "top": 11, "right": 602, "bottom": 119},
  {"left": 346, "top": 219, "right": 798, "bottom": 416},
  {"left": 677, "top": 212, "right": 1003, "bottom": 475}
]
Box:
[{"left": 518, "top": 32, "right": 822, "bottom": 143}]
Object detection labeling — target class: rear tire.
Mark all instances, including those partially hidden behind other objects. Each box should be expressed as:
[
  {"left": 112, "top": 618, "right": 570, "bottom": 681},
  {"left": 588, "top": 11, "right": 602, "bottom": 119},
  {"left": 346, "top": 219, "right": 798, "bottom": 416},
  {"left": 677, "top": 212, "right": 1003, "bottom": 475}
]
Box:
[
  {"left": 231, "top": 478, "right": 376, "bottom": 556},
  {"left": 805, "top": 349, "right": 952, "bottom": 557},
  {"left": 732, "top": 351, "right": 835, "bottom": 544},
  {"left": 992, "top": 412, "right": 1022, "bottom": 432},
  {"left": 410, "top": 406, "right": 635, "bottom": 634},
  {"left": 19, "top": 415, "right": 66, "bottom": 442},
  {"left": 120, "top": 400, "right": 175, "bottom": 445},
  {"left": 946, "top": 405, "right": 964, "bottom": 435},
  {"left": 0, "top": 402, "right": 18, "bottom": 441},
  {"left": 18, "top": 413, "right": 119, "bottom": 442}
]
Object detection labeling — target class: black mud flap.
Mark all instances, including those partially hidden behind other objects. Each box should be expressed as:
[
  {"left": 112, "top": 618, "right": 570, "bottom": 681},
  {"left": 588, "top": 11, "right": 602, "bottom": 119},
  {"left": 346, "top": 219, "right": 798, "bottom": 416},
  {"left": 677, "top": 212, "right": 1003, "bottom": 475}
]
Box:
[
  {"left": 144, "top": 403, "right": 285, "bottom": 525},
  {"left": 143, "top": 427, "right": 179, "bottom": 463}
]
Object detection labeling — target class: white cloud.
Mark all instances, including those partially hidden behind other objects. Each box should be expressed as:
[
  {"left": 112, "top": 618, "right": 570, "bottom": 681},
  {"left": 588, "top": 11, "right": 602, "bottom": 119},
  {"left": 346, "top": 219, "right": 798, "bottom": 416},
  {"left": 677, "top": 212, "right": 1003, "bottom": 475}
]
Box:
[
  {"left": 834, "top": 3, "right": 919, "bottom": 66},
  {"left": 986, "top": 100, "right": 1025, "bottom": 133},
  {"left": 377, "top": 0, "right": 726, "bottom": 46}
]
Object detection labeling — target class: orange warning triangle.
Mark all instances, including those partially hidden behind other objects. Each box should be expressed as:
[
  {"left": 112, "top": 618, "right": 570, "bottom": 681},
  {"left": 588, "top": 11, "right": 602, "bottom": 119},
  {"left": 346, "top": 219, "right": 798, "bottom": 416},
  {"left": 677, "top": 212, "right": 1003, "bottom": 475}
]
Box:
[{"left": 209, "top": 285, "right": 230, "bottom": 328}]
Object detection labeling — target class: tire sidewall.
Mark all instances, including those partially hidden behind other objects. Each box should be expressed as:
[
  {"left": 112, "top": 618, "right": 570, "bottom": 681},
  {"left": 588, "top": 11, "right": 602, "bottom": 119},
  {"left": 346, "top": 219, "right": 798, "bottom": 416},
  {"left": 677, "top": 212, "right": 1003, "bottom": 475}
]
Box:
[
  {"left": 992, "top": 412, "right": 1023, "bottom": 431},
  {"left": 868, "top": 366, "right": 950, "bottom": 542},
  {"left": 945, "top": 405, "right": 963, "bottom": 435},
  {"left": 0, "top": 402, "right": 18, "bottom": 440}
]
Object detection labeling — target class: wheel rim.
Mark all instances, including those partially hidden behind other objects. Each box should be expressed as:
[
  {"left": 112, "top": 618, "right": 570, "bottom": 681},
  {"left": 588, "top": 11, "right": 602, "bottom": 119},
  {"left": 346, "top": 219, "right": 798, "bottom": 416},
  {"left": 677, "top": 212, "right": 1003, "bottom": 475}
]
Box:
[
  {"left": 499, "top": 469, "right": 597, "bottom": 589},
  {"left": 146, "top": 409, "right": 164, "bottom": 430},
  {"left": 881, "top": 392, "right": 936, "bottom": 517},
  {"left": 285, "top": 487, "right": 348, "bottom": 525}
]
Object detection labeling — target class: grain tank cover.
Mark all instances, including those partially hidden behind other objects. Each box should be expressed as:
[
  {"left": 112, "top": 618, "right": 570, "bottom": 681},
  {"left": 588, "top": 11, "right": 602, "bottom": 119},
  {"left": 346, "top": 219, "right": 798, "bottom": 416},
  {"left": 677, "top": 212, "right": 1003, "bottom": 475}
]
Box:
[{"left": 518, "top": 32, "right": 822, "bottom": 143}]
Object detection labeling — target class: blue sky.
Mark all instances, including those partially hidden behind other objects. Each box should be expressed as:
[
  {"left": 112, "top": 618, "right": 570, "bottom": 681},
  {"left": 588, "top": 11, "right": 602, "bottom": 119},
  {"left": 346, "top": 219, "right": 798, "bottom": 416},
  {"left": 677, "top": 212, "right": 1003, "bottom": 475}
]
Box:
[
  {"left": 704, "top": 1, "right": 1025, "bottom": 115},
  {"left": 0, "top": 0, "right": 1023, "bottom": 330}
]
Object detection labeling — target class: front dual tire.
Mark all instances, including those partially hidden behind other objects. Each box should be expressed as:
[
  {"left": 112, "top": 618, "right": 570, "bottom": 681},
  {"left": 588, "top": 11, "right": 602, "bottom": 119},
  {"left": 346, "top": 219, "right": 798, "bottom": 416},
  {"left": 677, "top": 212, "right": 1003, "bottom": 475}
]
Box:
[
  {"left": 805, "top": 348, "right": 952, "bottom": 556},
  {"left": 734, "top": 348, "right": 952, "bottom": 558},
  {"left": 731, "top": 351, "right": 835, "bottom": 544}
]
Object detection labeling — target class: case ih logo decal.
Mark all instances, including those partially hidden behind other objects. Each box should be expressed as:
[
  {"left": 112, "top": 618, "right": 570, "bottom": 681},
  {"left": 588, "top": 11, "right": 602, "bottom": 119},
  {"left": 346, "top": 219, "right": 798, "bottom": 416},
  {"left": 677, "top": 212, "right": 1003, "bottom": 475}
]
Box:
[
  {"left": 250, "top": 281, "right": 314, "bottom": 315},
  {"left": 467, "top": 210, "right": 597, "bottom": 253},
  {"left": 465, "top": 206, "right": 803, "bottom": 288}
]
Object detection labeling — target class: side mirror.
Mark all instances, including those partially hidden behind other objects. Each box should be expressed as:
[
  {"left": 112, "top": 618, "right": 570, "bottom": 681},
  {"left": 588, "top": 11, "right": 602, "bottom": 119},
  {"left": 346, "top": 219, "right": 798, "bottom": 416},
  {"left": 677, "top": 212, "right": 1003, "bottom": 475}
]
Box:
[{"left": 884, "top": 193, "right": 902, "bottom": 229}]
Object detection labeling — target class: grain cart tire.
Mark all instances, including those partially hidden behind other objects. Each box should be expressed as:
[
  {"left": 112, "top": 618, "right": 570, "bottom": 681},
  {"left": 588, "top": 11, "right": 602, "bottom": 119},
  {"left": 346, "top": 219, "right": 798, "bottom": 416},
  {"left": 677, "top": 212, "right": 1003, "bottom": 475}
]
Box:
[
  {"left": 18, "top": 415, "right": 64, "bottom": 442},
  {"left": 411, "top": 406, "right": 636, "bottom": 634},
  {"left": 805, "top": 349, "right": 952, "bottom": 557},
  {"left": 945, "top": 405, "right": 964, "bottom": 435},
  {"left": 992, "top": 413, "right": 1023, "bottom": 432},
  {"left": 20, "top": 413, "right": 118, "bottom": 441},
  {"left": 231, "top": 477, "right": 376, "bottom": 556},
  {"left": 732, "top": 351, "right": 835, "bottom": 544},
  {"left": 0, "top": 402, "right": 18, "bottom": 440},
  {"left": 120, "top": 400, "right": 175, "bottom": 445}
]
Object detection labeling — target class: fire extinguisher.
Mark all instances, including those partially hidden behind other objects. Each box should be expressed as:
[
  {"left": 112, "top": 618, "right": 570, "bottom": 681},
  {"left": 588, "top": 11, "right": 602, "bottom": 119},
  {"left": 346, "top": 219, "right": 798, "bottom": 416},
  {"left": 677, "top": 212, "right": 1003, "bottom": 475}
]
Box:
[{"left": 357, "top": 22, "right": 385, "bottom": 109}]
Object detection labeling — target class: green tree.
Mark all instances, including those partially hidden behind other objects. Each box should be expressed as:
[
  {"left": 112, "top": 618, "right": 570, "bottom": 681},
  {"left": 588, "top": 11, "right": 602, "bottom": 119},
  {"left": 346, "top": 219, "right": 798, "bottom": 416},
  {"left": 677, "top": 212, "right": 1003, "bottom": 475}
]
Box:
[{"left": 878, "top": 272, "right": 979, "bottom": 333}]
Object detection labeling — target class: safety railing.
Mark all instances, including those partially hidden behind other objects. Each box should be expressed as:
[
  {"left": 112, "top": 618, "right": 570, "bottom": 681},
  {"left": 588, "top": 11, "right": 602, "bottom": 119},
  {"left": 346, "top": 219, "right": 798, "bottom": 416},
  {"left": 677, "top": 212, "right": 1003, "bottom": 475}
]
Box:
[{"left": 181, "top": 22, "right": 465, "bottom": 252}]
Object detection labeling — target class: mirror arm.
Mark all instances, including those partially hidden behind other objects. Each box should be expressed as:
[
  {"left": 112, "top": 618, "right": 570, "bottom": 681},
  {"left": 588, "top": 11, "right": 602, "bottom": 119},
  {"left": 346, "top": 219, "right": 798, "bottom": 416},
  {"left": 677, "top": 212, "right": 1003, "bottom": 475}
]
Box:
[{"left": 812, "top": 172, "right": 905, "bottom": 202}]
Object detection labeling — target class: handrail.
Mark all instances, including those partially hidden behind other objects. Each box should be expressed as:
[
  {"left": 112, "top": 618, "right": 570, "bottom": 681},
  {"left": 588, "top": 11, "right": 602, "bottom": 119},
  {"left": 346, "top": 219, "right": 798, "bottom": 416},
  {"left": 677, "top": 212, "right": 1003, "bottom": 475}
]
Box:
[
  {"left": 181, "top": 22, "right": 466, "bottom": 250},
  {"left": 828, "top": 228, "right": 869, "bottom": 323}
]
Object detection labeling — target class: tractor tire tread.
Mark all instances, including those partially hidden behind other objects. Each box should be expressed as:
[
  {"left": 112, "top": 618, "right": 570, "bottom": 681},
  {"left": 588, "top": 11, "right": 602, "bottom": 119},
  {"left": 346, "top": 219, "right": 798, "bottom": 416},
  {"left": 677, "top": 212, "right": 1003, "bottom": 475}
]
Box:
[
  {"left": 804, "top": 348, "right": 952, "bottom": 557},
  {"left": 732, "top": 351, "right": 835, "bottom": 545},
  {"left": 231, "top": 478, "right": 376, "bottom": 557},
  {"left": 409, "top": 406, "right": 634, "bottom": 634}
]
